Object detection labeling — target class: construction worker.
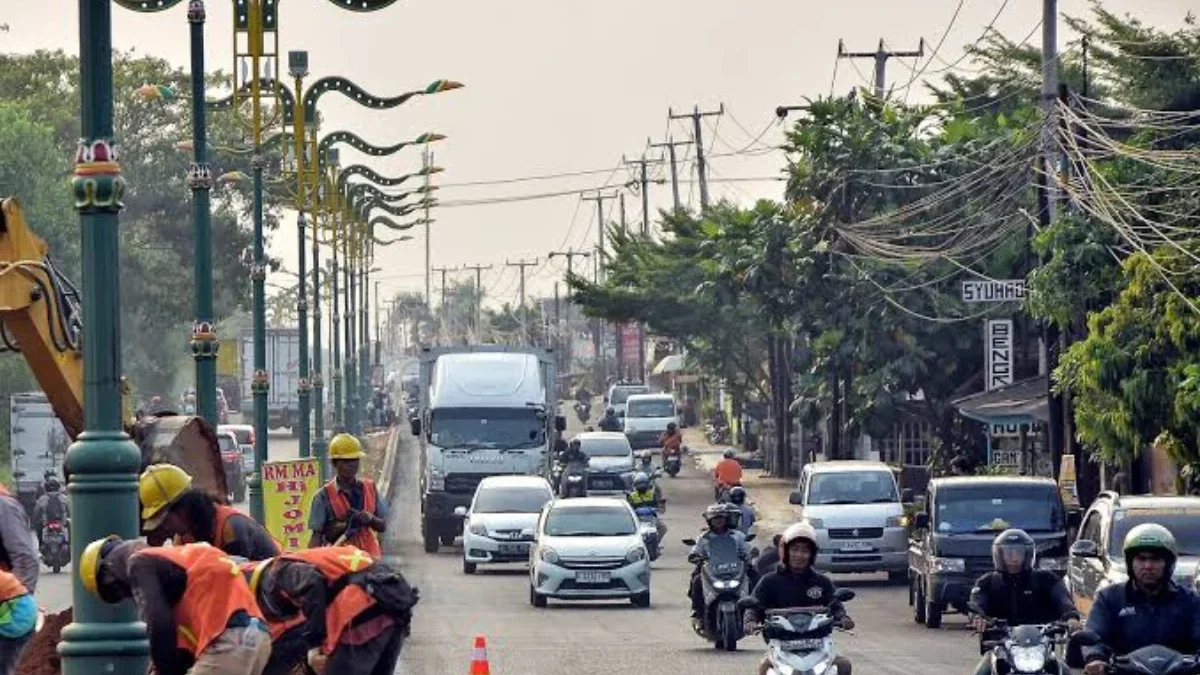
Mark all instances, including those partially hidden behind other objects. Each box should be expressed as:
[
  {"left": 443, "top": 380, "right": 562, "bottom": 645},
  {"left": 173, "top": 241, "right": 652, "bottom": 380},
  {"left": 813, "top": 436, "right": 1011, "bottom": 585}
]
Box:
[
  {"left": 79, "top": 537, "right": 271, "bottom": 675},
  {"left": 242, "top": 546, "right": 418, "bottom": 675},
  {"left": 0, "top": 567, "right": 36, "bottom": 675},
  {"left": 308, "top": 434, "right": 387, "bottom": 555},
  {"left": 0, "top": 483, "right": 36, "bottom": 595},
  {"left": 140, "top": 464, "right": 280, "bottom": 561}
]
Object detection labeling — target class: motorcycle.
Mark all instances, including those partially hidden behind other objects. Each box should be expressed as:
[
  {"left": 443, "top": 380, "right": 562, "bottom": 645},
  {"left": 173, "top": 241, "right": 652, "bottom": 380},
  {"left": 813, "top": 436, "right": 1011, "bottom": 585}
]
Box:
[
  {"left": 742, "top": 588, "right": 856, "bottom": 675},
  {"left": 705, "top": 423, "right": 730, "bottom": 445},
  {"left": 1068, "top": 630, "right": 1199, "bottom": 675},
  {"left": 40, "top": 519, "right": 69, "bottom": 573},
  {"left": 574, "top": 400, "right": 591, "bottom": 423},
  {"left": 560, "top": 461, "right": 589, "bottom": 498},
  {"left": 683, "top": 532, "right": 757, "bottom": 651},
  {"left": 663, "top": 450, "right": 681, "bottom": 477},
  {"left": 635, "top": 506, "right": 663, "bottom": 561},
  {"left": 976, "top": 618, "right": 1069, "bottom": 674},
  {"left": 715, "top": 481, "right": 740, "bottom": 502}
]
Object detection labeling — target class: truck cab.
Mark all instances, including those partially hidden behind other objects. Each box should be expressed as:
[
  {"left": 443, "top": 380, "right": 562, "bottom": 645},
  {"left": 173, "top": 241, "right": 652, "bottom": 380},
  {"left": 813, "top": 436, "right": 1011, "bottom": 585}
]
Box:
[{"left": 413, "top": 347, "right": 564, "bottom": 553}]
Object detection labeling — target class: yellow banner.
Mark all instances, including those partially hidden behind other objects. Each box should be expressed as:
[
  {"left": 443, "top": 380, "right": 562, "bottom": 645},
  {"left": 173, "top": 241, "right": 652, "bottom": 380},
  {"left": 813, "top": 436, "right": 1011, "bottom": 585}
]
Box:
[{"left": 262, "top": 458, "right": 321, "bottom": 552}]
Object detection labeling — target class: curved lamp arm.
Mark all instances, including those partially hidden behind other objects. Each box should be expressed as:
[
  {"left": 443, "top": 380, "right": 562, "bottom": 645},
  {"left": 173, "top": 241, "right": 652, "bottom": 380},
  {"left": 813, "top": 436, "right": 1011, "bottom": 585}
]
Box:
[
  {"left": 336, "top": 164, "right": 442, "bottom": 194},
  {"left": 322, "top": 0, "right": 400, "bottom": 10},
  {"left": 344, "top": 182, "right": 436, "bottom": 206},
  {"left": 372, "top": 232, "right": 414, "bottom": 246},
  {"left": 369, "top": 215, "right": 429, "bottom": 233},
  {"left": 207, "top": 77, "right": 297, "bottom": 126},
  {"left": 302, "top": 77, "right": 462, "bottom": 126},
  {"left": 113, "top": 0, "right": 185, "bottom": 10},
  {"left": 316, "top": 130, "right": 445, "bottom": 166}
]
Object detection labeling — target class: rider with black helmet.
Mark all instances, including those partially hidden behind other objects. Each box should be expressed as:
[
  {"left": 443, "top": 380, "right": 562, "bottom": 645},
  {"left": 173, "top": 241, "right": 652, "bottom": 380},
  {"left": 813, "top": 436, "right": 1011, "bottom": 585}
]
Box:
[
  {"left": 1082, "top": 524, "right": 1200, "bottom": 675},
  {"left": 966, "top": 529, "right": 1080, "bottom": 675},
  {"left": 687, "top": 504, "right": 750, "bottom": 632},
  {"left": 33, "top": 474, "right": 69, "bottom": 548},
  {"left": 598, "top": 407, "right": 622, "bottom": 432},
  {"left": 727, "top": 486, "right": 755, "bottom": 534}
]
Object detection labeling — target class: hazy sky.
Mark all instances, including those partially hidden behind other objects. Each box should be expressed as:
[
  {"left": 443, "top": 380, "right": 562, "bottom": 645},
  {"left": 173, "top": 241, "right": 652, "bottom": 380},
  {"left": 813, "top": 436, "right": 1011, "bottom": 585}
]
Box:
[{"left": 2, "top": 0, "right": 1194, "bottom": 310}]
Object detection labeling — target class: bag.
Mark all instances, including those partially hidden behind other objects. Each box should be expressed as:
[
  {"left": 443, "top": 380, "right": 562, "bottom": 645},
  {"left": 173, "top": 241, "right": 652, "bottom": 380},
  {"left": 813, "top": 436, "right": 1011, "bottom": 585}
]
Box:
[
  {"left": 44, "top": 495, "right": 64, "bottom": 523},
  {"left": 0, "top": 595, "right": 36, "bottom": 638},
  {"left": 334, "top": 564, "right": 420, "bottom": 632}
]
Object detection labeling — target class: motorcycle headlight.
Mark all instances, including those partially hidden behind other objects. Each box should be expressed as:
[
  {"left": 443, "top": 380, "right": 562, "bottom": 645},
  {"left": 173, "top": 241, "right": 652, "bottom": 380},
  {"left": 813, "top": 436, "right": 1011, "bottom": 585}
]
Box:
[
  {"left": 626, "top": 546, "right": 647, "bottom": 563},
  {"left": 1009, "top": 645, "right": 1046, "bottom": 673},
  {"left": 468, "top": 521, "right": 487, "bottom": 536},
  {"left": 566, "top": 475, "right": 583, "bottom": 483},
  {"left": 931, "top": 556, "right": 965, "bottom": 573},
  {"left": 1038, "top": 556, "right": 1067, "bottom": 572},
  {"left": 712, "top": 579, "right": 741, "bottom": 590},
  {"left": 539, "top": 547, "right": 560, "bottom": 564}
]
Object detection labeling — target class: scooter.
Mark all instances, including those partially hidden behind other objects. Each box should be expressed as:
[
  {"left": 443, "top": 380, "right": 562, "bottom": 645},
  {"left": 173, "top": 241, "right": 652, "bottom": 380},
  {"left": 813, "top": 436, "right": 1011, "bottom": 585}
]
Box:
[
  {"left": 635, "top": 506, "right": 663, "bottom": 561},
  {"left": 574, "top": 401, "right": 591, "bottom": 423},
  {"left": 560, "top": 461, "right": 588, "bottom": 498},
  {"left": 1068, "top": 630, "right": 1199, "bottom": 675},
  {"left": 40, "top": 519, "right": 70, "bottom": 573},
  {"left": 663, "top": 450, "right": 681, "bottom": 477},
  {"left": 744, "top": 588, "right": 857, "bottom": 675},
  {"left": 705, "top": 423, "right": 729, "bottom": 445},
  {"left": 683, "top": 532, "right": 756, "bottom": 651}
]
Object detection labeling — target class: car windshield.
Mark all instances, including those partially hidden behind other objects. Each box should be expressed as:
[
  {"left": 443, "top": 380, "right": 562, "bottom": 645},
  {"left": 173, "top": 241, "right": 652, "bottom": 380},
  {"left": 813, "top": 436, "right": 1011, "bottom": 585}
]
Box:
[
  {"left": 611, "top": 387, "right": 648, "bottom": 405},
  {"left": 217, "top": 436, "right": 237, "bottom": 453},
  {"left": 223, "top": 428, "right": 251, "bottom": 444},
  {"left": 1109, "top": 508, "right": 1200, "bottom": 557},
  {"left": 807, "top": 472, "right": 898, "bottom": 505},
  {"left": 580, "top": 438, "right": 631, "bottom": 457},
  {"left": 544, "top": 505, "right": 636, "bottom": 536},
  {"left": 430, "top": 408, "right": 544, "bottom": 450},
  {"left": 474, "top": 486, "right": 551, "bottom": 514},
  {"left": 934, "top": 485, "right": 1064, "bottom": 535},
  {"left": 627, "top": 399, "right": 674, "bottom": 418}
]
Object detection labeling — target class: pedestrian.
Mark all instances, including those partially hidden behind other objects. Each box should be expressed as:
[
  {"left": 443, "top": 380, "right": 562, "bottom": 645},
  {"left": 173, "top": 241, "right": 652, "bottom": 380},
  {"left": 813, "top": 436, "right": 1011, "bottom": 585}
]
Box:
[
  {"left": 242, "top": 546, "right": 419, "bottom": 675},
  {"left": 79, "top": 537, "right": 271, "bottom": 675},
  {"left": 307, "top": 434, "right": 387, "bottom": 555},
  {"left": 0, "top": 567, "right": 36, "bottom": 675},
  {"left": 140, "top": 463, "right": 280, "bottom": 560},
  {"left": 0, "top": 483, "right": 37, "bottom": 596}
]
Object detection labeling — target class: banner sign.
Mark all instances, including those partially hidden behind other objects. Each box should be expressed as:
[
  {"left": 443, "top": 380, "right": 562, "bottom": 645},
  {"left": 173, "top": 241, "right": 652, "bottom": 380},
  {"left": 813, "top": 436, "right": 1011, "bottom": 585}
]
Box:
[
  {"left": 262, "top": 458, "right": 321, "bottom": 552},
  {"left": 620, "top": 323, "right": 641, "bottom": 367},
  {"left": 962, "top": 280, "right": 1026, "bottom": 303},
  {"left": 986, "top": 319, "right": 1014, "bottom": 391}
]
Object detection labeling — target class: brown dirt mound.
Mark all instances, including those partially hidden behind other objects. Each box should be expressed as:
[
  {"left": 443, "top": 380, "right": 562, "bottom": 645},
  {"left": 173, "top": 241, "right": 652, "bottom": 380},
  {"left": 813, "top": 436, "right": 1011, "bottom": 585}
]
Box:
[{"left": 16, "top": 608, "right": 71, "bottom": 675}]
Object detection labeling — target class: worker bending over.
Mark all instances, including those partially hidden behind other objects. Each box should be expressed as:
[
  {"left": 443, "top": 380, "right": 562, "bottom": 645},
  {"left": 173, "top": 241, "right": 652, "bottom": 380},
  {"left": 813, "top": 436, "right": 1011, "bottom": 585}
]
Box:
[
  {"left": 242, "top": 546, "right": 419, "bottom": 675},
  {"left": 308, "top": 434, "right": 387, "bottom": 555},
  {"left": 80, "top": 537, "right": 271, "bottom": 675},
  {"left": 141, "top": 464, "right": 280, "bottom": 560}
]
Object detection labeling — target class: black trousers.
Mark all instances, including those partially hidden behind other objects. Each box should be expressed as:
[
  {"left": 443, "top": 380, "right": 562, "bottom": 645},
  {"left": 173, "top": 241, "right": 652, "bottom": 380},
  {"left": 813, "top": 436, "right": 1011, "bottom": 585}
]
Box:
[
  {"left": 263, "top": 625, "right": 310, "bottom": 675},
  {"left": 326, "top": 627, "right": 404, "bottom": 675}
]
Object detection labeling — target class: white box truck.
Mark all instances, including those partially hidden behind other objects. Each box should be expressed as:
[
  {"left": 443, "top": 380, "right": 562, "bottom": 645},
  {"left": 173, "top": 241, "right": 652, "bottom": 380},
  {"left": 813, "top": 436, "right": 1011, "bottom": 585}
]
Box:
[{"left": 239, "top": 328, "right": 302, "bottom": 434}]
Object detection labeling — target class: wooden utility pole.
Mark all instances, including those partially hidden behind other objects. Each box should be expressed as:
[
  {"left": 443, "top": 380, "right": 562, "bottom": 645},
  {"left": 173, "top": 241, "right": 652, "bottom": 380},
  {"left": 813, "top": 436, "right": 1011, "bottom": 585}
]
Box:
[
  {"left": 837, "top": 38, "right": 925, "bottom": 99},
  {"left": 506, "top": 258, "right": 539, "bottom": 344}
]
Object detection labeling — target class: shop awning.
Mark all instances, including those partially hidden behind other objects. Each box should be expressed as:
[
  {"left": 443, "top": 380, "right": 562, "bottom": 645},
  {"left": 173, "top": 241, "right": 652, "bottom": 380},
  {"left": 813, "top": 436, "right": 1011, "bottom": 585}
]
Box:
[{"left": 953, "top": 376, "right": 1049, "bottom": 426}]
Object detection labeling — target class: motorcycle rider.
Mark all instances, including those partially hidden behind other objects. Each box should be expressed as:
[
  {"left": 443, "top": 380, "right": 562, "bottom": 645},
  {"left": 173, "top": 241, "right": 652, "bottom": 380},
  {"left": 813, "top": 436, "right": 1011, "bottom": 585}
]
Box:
[
  {"left": 727, "top": 486, "right": 755, "bottom": 534},
  {"left": 688, "top": 504, "right": 751, "bottom": 633},
  {"left": 659, "top": 422, "right": 683, "bottom": 455},
  {"left": 33, "top": 474, "right": 69, "bottom": 548},
  {"left": 1082, "top": 524, "right": 1200, "bottom": 675},
  {"left": 627, "top": 472, "right": 667, "bottom": 540},
  {"left": 598, "top": 407, "right": 622, "bottom": 432},
  {"left": 966, "top": 529, "right": 1081, "bottom": 675},
  {"left": 713, "top": 448, "right": 743, "bottom": 499},
  {"left": 744, "top": 522, "right": 854, "bottom": 675},
  {"left": 558, "top": 439, "right": 590, "bottom": 496},
  {"left": 636, "top": 450, "right": 655, "bottom": 474}
]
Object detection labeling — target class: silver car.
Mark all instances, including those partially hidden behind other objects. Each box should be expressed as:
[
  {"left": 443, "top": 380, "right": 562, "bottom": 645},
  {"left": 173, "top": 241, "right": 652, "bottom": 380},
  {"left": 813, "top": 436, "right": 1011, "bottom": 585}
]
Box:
[
  {"left": 457, "top": 475, "right": 554, "bottom": 575},
  {"left": 574, "top": 431, "right": 636, "bottom": 495},
  {"left": 529, "top": 497, "right": 651, "bottom": 607}
]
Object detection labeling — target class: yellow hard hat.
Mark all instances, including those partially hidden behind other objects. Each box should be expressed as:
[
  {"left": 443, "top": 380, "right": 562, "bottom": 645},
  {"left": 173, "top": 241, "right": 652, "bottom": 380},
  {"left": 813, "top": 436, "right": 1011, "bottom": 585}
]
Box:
[
  {"left": 247, "top": 559, "right": 273, "bottom": 594},
  {"left": 139, "top": 464, "right": 193, "bottom": 530},
  {"left": 80, "top": 535, "right": 121, "bottom": 598},
  {"left": 329, "top": 433, "right": 365, "bottom": 461}
]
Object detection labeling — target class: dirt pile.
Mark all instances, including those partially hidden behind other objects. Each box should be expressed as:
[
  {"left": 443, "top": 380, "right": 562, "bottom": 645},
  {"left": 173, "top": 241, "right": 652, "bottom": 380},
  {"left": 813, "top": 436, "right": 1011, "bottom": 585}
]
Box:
[{"left": 16, "top": 608, "right": 71, "bottom": 675}]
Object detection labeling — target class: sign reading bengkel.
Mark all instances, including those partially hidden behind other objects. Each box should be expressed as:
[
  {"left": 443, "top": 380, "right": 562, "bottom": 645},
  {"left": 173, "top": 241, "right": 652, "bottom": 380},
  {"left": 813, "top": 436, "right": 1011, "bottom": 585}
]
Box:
[{"left": 262, "top": 458, "right": 321, "bottom": 552}]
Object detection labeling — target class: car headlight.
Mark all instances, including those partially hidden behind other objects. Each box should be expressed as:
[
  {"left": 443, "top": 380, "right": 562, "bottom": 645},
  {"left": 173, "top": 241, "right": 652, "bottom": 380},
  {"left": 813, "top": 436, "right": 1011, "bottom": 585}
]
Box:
[
  {"left": 803, "top": 517, "right": 824, "bottom": 529},
  {"left": 626, "top": 546, "right": 647, "bottom": 563},
  {"left": 566, "top": 475, "right": 582, "bottom": 483},
  {"left": 1009, "top": 645, "right": 1045, "bottom": 673},
  {"left": 428, "top": 468, "right": 444, "bottom": 491},
  {"left": 886, "top": 514, "right": 909, "bottom": 528},
  {"left": 1038, "top": 556, "right": 1067, "bottom": 572},
  {"left": 539, "top": 547, "right": 560, "bottom": 564},
  {"left": 931, "top": 556, "right": 965, "bottom": 573},
  {"left": 468, "top": 521, "right": 487, "bottom": 536}
]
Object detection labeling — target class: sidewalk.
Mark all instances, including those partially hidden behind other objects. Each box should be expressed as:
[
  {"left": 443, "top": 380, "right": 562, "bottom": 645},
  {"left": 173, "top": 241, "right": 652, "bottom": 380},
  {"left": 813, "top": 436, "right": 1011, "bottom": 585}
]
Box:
[{"left": 684, "top": 428, "right": 798, "bottom": 537}]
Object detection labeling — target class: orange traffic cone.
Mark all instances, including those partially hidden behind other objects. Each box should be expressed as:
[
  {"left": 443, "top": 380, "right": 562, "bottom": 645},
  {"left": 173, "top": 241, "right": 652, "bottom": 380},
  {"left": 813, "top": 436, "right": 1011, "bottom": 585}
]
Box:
[{"left": 469, "top": 635, "right": 491, "bottom": 675}]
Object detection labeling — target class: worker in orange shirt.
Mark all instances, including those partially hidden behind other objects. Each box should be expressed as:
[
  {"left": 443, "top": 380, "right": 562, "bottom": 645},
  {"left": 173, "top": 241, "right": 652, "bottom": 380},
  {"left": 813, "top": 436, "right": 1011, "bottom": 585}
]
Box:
[
  {"left": 79, "top": 537, "right": 271, "bottom": 675},
  {"left": 659, "top": 422, "right": 683, "bottom": 455},
  {"left": 713, "top": 448, "right": 743, "bottom": 500},
  {"left": 242, "top": 546, "right": 419, "bottom": 675}
]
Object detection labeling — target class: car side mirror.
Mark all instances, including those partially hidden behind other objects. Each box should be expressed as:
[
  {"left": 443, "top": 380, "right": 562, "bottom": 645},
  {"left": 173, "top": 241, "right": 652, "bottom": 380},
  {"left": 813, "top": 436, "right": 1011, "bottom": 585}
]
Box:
[
  {"left": 788, "top": 490, "right": 803, "bottom": 505},
  {"left": 833, "top": 588, "right": 855, "bottom": 603},
  {"left": 410, "top": 418, "right": 421, "bottom": 436},
  {"left": 453, "top": 506, "right": 467, "bottom": 518},
  {"left": 1070, "top": 539, "right": 1099, "bottom": 558},
  {"left": 681, "top": 538, "right": 696, "bottom": 546},
  {"left": 901, "top": 488, "right": 914, "bottom": 504},
  {"left": 913, "top": 512, "right": 930, "bottom": 530},
  {"left": 555, "top": 416, "right": 567, "bottom": 432}
]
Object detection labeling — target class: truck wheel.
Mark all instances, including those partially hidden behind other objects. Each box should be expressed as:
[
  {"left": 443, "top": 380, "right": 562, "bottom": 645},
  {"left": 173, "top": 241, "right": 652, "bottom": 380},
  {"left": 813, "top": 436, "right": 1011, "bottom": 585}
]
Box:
[
  {"left": 440, "top": 533, "right": 456, "bottom": 546},
  {"left": 914, "top": 579, "right": 927, "bottom": 624},
  {"left": 422, "top": 519, "right": 439, "bottom": 553},
  {"left": 925, "top": 594, "right": 943, "bottom": 629}
]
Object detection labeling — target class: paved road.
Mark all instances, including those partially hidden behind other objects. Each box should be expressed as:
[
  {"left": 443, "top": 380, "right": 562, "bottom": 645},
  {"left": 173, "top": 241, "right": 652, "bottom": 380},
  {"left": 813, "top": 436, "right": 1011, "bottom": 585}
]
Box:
[
  {"left": 33, "top": 429, "right": 301, "bottom": 613},
  {"left": 387, "top": 416, "right": 981, "bottom": 675}
]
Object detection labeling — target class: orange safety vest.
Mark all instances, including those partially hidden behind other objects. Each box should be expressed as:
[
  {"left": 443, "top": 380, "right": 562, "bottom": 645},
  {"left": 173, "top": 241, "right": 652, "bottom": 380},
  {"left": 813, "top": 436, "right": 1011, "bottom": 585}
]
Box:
[
  {"left": 212, "top": 504, "right": 282, "bottom": 555},
  {"left": 136, "top": 543, "right": 263, "bottom": 657},
  {"left": 322, "top": 480, "right": 381, "bottom": 557},
  {"left": 280, "top": 546, "right": 378, "bottom": 653},
  {"left": 0, "top": 569, "right": 27, "bottom": 603},
  {"left": 238, "top": 561, "right": 306, "bottom": 641}
]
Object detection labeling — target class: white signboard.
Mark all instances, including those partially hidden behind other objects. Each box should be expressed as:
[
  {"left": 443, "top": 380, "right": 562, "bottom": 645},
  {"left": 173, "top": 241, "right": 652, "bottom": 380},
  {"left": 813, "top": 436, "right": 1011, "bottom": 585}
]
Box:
[
  {"left": 962, "top": 280, "right": 1026, "bottom": 303},
  {"left": 986, "top": 320, "right": 1014, "bottom": 391}
]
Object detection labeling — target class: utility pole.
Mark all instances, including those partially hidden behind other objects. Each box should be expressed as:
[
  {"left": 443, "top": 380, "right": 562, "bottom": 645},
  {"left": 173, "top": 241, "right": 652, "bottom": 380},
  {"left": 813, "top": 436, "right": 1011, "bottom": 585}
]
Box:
[
  {"left": 649, "top": 136, "right": 689, "bottom": 211},
  {"left": 669, "top": 104, "right": 723, "bottom": 209},
  {"left": 619, "top": 192, "right": 627, "bottom": 235},
  {"left": 506, "top": 258, "right": 539, "bottom": 344},
  {"left": 549, "top": 249, "right": 591, "bottom": 381},
  {"left": 837, "top": 38, "right": 925, "bottom": 99},
  {"left": 582, "top": 192, "right": 619, "bottom": 278},
  {"left": 432, "top": 265, "right": 453, "bottom": 344},
  {"left": 624, "top": 154, "right": 651, "bottom": 235},
  {"left": 461, "top": 264, "right": 492, "bottom": 341},
  {"left": 581, "top": 193, "right": 617, "bottom": 390},
  {"left": 424, "top": 147, "right": 434, "bottom": 312}
]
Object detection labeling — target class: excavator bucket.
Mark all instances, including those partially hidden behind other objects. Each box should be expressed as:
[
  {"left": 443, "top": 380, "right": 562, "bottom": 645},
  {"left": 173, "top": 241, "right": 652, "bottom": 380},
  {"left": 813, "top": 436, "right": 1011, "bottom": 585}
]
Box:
[{"left": 130, "top": 414, "right": 230, "bottom": 501}]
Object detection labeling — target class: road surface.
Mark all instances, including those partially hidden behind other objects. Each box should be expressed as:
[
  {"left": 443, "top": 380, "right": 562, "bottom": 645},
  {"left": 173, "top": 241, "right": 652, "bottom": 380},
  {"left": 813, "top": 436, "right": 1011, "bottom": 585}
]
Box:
[
  {"left": 32, "top": 429, "right": 300, "bottom": 613},
  {"left": 387, "top": 414, "right": 980, "bottom": 675}
]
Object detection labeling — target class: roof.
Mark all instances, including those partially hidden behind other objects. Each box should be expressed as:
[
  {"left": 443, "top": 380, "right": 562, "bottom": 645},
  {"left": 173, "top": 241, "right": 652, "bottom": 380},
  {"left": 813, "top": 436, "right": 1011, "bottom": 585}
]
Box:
[
  {"left": 626, "top": 392, "right": 674, "bottom": 402},
  {"left": 429, "top": 351, "right": 546, "bottom": 409},
  {"left": 808, "top": 460, "right": 894, "bottom": 474},
  {"left": 1111, "top": 495, "right": 1200, "bottom": 510},
  {"left": 477, "top": 475, "right": 552, "bottom": 489},
  {"left": 550, "top": 496, "right": 630, "bottom": 509},
  {"left": 953, "top": 376, "right": 1049, "bottom": 425},
  {"left": 573, "top": 431, "right": 629, "bottom": 441},
  {"left": 932, "top": 475, "right": 1057, "bottom": 488}
]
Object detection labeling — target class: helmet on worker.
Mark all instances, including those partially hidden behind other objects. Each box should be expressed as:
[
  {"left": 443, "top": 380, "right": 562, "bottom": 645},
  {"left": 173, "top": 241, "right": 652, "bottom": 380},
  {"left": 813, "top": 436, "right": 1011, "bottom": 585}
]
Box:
[
  {"left": 139, "top": 463, "right": 194, "bottom": 531},
  {"left": 330, "top": 433, "right": 366, "bottom": 481},
  {"left": 79, "top": 535, "right": 146, "bottom": 604}
]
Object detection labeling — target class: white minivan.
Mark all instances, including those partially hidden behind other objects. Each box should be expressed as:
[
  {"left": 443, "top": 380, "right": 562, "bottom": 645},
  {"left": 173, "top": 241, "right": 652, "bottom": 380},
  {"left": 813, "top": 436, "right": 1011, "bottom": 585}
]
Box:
[
  {"left": 622, "top": 393, "right": 677, "bottom": 449},
  {"left": 788, "top": 460, "right": 909, "bottom": 581}
]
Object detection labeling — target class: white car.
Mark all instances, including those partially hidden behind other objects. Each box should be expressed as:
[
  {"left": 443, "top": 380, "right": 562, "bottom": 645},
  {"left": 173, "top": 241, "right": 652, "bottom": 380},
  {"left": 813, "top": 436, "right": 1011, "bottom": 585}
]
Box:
[
  {"left": 457, "top": 476, "right": 554, "bottom": 575},
  {"left": 574, "top": 431, "right": 635, "bottom": 495},
  {"left": 529, "top": 497, "right": 651, "bottom": 608}
]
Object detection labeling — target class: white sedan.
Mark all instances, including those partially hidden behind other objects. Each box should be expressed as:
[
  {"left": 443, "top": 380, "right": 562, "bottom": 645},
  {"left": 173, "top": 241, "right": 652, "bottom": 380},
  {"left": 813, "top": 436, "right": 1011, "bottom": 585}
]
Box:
[{"left": 457, "top": 475, "right": 553, "bottom": 574}]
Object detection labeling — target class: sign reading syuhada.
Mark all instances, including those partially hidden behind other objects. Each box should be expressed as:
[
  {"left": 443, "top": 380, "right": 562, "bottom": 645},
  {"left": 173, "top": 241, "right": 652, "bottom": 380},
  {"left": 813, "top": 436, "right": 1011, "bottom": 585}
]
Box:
[{"left": 262, "top": 458, "right": 321, "bottom": 551}]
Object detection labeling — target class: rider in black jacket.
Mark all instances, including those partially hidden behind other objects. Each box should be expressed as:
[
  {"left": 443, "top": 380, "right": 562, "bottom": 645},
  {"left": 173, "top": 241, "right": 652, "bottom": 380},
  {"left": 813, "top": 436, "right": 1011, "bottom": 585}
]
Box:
[
  {"left": 967, "top": 529, "right": 1081, "bottom": 675},
  {"left": 598, "top": 407, "right": 622, "bottom": 432}
]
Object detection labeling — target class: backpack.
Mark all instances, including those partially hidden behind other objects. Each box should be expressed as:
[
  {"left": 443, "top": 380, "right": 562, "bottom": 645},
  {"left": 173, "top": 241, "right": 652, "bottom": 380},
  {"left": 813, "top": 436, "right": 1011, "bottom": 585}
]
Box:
[
  {"left": 44, "top": 494, "right": 65, "bottom": 523},
  {"left": 333, "top": 564, "right": 421, "bottom": 634}
]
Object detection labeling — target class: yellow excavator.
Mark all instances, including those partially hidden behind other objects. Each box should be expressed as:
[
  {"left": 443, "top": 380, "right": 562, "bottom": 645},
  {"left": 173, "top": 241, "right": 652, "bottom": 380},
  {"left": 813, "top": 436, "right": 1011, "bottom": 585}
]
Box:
[{"left": 0, "top": 196, "right": 230, "bottom": 512}]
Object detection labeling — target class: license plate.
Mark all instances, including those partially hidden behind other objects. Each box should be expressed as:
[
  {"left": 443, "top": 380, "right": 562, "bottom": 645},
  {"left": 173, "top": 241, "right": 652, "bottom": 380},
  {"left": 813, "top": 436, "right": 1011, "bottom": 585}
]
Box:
[
  {"left": 575, "top": 570, "right": 611, "bottom": 584},
  {"left": 841, "top": 541, "right": 873, "bottom": 552},
  {"left": 780, "top": 638, "right": 824, "bottom": 651},
  {"left": 498, "top": 543, "right": 529, "bottom": 555}
]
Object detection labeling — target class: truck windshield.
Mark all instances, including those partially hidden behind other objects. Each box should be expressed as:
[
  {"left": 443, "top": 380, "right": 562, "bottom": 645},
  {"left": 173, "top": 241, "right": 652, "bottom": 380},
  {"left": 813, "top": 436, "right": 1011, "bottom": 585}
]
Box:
[
  {"left": 1109, "top": 508, "right": 1200, "bottom": 557},
  {"left": 807, "top": 471, "right": 898, "bottom": 505},
  {"left": 627, "top": 399, "right": 674, "bottom": 418},
  {"left": 430, "top": 408, "right": 543, "bottom": 450},
  {"left": 934, "top": 485, "right": 1064, "bottom": 535}
]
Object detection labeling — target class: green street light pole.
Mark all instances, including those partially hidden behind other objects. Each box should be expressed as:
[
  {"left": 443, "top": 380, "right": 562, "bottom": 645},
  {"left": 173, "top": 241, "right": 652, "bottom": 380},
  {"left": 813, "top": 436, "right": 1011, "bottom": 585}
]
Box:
[
  {"left": 288, "top": 50, "right": 312, "bottom": 458},
  {"left": 188, "top": 1, "right": 218, "bottom": 428},
  {"left": 61, "top": 1, "right": 153, "bottom": 674}
]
